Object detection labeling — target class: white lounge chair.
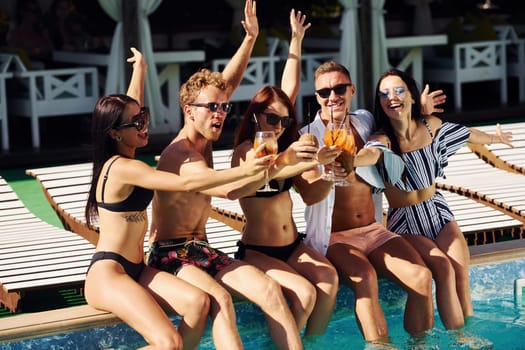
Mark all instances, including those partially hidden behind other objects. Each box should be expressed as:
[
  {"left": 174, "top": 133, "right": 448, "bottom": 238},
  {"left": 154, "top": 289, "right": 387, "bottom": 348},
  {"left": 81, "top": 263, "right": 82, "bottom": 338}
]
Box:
[
  {"left": 425, "top": 40, "right": 508, "bottom": 110},
  {"left": 435, "top": 144, "right": 525, "bottom": 239},
  {"left": 0, "top": 176, "right": 95, "bottom": 312},
  {"left": 5, "top": 53, "right": 99, "bottom": 148}
]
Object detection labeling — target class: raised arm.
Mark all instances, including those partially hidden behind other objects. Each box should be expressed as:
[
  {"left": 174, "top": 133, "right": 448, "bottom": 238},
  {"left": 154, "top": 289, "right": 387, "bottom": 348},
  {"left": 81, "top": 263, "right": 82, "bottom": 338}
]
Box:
[
  {"left": 281, "top": 9, "right": 311, "bottom": 103},
  {"left": 468, "top": 123, "right": 513, "bottom": 147},
  {"left": 221, "top": 0, "right": 259, "bottom": 95},
  {"left": 126, "top": 47, "right": 146, "bottom": 105},
  {"left": 146, "top": 141, "right": 271, "bottom": 194}
]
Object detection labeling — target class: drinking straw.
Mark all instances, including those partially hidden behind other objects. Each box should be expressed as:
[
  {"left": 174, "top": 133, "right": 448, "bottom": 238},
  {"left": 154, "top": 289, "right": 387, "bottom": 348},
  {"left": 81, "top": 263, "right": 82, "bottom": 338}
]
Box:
[
  {"left": 340, "top": 108, "right": 348, "bottom": 128},
  {"left": 330, "top": 106, "right": 334, "bottom": 124},
  {"left": 253, "top": 113, "right": 261, "bottom": 131}
]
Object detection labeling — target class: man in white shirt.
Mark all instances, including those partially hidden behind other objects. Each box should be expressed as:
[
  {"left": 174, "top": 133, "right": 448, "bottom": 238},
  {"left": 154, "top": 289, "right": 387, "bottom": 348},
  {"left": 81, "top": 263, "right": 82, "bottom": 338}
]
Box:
[{"left": 294, "top": 61, "right": 436, "bottom": 341}]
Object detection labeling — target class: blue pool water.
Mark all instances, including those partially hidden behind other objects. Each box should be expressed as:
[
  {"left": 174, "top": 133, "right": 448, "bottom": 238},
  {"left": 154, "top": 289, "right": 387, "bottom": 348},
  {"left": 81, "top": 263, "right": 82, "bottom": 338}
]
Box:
[{"left": 3, "top": 257, "right": 525, "bottom": 349}]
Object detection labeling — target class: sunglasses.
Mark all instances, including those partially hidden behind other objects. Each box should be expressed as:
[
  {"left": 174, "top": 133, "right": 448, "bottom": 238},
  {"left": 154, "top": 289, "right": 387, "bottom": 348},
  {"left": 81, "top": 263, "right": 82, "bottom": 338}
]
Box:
[
  {"left": 315, "top": 83, "right": 352, "bottom": 99},
  {"left": 116, "top": 107, "right": 150, "bottom": 131},
  {"left": 190, "top": 102, "right": 232, "bottom": 114},
  {"left": 261, "top": 112, "right": 292, "bottom": 128},
  {"left": 378, "top": 86, "right": 406, "bottom": 99}
]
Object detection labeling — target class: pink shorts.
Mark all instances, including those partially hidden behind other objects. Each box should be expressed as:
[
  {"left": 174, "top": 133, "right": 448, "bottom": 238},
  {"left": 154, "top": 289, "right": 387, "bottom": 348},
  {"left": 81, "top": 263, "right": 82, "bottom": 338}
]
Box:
[{"left": 329, "top": 222, "right": 399, "bottom": 255}]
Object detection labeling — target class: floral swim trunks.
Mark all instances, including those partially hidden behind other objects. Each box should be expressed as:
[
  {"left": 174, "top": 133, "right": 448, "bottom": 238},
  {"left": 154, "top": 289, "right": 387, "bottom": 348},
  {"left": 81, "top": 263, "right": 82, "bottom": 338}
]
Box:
[{"left": 147, "top": 238, "right": 234, "bottom": 276}]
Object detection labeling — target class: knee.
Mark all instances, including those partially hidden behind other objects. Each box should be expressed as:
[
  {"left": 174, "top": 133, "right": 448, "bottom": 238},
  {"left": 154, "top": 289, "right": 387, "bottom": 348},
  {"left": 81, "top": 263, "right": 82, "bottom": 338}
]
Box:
[
  {"left": 292, "top": 281, "right": 317, "bottom": 312},
  {"left": 151, "top": 329, "right": 184, "bottom": 349},
  {"left": 211, "top": 286, "right": 235, "bottom": 312},
  {"left": 259, "top": 277, "right": 287, "bottom": 306},
  {"left": 431, "top": 255, "right": 456, "bottom": 284},
  {"left": 349, "top": 264, "right": 378, "bottom": 288},
  {"left": 194, "top": 290, "right": 211, "bottom": 318},
  {"left": 315, "top": 265, "right": 339, "bottom": 298},
  {"left": 409, "top": 265, "right": 433, "bottom": 296}
]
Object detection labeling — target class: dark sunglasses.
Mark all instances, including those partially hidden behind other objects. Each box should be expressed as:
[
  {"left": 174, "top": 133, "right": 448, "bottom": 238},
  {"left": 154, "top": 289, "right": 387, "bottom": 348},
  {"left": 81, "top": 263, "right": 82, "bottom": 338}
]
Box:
[
  {"left": 315, "top": 83, "right": 352, "bottom": 99},
  {"left": 261, "top": 112, "right": 292, "bottom": 128},
  {"left": 190, "top": 102, "right": 232, "bottom": 114},
  {"left": 116, "top": 107, "right": 150, "bottom": 131}
]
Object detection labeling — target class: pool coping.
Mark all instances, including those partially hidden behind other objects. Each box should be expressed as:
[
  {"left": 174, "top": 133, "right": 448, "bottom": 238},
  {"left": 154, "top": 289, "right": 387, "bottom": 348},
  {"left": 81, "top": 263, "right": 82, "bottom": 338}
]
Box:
[{"left": 2, "top": 239, "right": 525, "bottom": 343}]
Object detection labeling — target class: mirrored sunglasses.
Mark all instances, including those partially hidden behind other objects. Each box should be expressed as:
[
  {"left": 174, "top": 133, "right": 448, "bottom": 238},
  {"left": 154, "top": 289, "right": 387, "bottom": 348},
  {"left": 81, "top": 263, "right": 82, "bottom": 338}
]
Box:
[
  {"left": 262, "top": 112, "right": 292, "bottom": 128},
  {"left": 315, "top": 83, "right": 352, "bottom": 99},
  {"left": 190, "top": 102, "right": 232, "bottom": 114},
  {"left": 116, "top": 107, "right": 150, "bottom": 131},
  {"left": 378, "top": 86, "right": 406, "bottom": 99}
]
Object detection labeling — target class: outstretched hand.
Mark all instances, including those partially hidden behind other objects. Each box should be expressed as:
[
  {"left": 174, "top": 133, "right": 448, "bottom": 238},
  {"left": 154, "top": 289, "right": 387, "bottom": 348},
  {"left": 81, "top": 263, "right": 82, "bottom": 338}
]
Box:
[
  {"left": 280, "top": 140, "right": 318, "bottom": 165},
  {"left": 495, "top": 123, "right": 514, "bottom": 148},
  {"left": 241, "top": 0, "right": 258, "bottom": 39},
  {"left": 420, "top": 84, "right": 446, "bottom": 115},
  {"left": 290, "top": 9, "right": 311, "bottom": 41}
]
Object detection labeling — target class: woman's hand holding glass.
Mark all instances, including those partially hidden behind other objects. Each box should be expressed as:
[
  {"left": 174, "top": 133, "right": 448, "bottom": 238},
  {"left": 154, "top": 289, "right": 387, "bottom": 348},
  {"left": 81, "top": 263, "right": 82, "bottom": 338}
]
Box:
[
  {"left": 243, "top": 143, "right": 274, "bottom": 177},
  {"left": 254, "top": 131, "right": 279, "bottom": 192}
]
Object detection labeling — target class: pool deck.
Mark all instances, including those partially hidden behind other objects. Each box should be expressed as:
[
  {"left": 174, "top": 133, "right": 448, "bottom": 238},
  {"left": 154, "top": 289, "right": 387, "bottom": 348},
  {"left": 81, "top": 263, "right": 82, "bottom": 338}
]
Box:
[{"left": 2, "top": 239, "right": 525, "bottom": 343}]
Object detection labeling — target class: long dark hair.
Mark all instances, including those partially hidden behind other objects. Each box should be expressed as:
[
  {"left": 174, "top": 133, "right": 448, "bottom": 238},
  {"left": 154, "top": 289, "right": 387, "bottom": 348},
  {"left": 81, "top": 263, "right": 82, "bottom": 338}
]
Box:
[
  {"left": 233, "top": 85, "right": 299, "bottom": 152},
  {"left": 373, "top": 68, "right": 421, "bottom": 157},
  {"left": 85, "top": 94, "right": 139, "bottom": 229}
]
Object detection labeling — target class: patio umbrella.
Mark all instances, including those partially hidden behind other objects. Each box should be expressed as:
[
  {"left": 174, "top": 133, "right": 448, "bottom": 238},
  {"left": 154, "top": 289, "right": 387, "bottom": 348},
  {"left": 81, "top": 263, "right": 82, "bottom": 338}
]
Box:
[
  {"left": 338, "top": 0, "right": 363, "bottom": 109},
  {"left": 98, "top": 0, "right": 163, "bottom": 129}
]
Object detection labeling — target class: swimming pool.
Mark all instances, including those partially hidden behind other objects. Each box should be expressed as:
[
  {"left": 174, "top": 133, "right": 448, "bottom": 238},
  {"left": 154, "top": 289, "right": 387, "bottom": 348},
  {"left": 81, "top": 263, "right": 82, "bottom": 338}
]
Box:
[{"left": 3, "top": 257, "right": 525, "bottom": 349}]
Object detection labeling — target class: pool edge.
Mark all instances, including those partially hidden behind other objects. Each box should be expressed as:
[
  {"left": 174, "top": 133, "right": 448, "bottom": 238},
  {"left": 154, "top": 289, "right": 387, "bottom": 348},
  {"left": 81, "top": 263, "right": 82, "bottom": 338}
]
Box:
[
  {"left": 2, "top": 240, "right": 525, "bottom": 343},
  {"left": 470, "top": 239, "right": 525, "bottom": 266}
]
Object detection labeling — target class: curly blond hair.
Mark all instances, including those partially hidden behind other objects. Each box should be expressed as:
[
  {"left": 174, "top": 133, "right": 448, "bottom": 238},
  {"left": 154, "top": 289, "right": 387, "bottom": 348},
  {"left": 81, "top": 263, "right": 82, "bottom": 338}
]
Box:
[{"left": 179, "top": 68, "right": 230, "bottom": 109}]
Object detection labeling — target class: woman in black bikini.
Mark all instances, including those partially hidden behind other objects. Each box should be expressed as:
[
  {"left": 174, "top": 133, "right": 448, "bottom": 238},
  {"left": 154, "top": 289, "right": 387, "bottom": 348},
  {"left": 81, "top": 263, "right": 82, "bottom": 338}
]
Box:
[
  {"left": 230, "top": 10, "right": 341, "bottom": 336},
  {"left": 84, "top": 48, "right": 269, "bottom": 349}
]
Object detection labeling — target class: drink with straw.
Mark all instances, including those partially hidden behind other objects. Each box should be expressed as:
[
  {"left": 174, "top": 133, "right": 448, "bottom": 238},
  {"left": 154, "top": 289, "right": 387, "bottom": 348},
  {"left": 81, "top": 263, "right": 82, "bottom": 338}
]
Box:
[
  {"left": 333, "top": 128, "right": 355, "bottom": 186},
  {"left": 322, "top": 121, "right": 347, "bottom": 181}
]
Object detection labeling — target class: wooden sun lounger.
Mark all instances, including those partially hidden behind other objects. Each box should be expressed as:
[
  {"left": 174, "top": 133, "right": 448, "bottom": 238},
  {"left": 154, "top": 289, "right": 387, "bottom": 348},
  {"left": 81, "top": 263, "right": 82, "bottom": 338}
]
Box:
[
  {"left": 0, "top": 176, "right": 95, "bottom": 312},
  {"left": 25, "top": 162, "right": 97, "bottom": 245},
  {"left": 434, "top": 144, "right": 525, "bottom": 239},
  {"left": 466, "top": 121, "right": 525, "bottom": 175}
]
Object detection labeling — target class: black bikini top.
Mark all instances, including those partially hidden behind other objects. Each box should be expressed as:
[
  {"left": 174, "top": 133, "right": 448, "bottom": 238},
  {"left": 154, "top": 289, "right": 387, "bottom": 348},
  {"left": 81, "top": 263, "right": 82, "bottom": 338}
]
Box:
[
  {"left": 97, "top": 156, "right": 153, "bottom": 212},
  {"left": 246, "top": 177, "right": 293, "bottom": 198}
]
